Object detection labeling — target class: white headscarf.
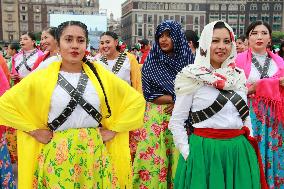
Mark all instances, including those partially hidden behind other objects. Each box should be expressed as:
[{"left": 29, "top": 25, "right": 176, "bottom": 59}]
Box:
[{"left": 175, "top": 20, "right": 247, "bottom": 95}]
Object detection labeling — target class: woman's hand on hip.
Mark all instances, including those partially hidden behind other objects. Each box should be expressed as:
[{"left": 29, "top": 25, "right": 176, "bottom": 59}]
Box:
[
  {"left": 99, "top": 128, "right": 117, "bottom": 142},
  {"left": 28, "top": 129, "right": 53, "bottom": 144},
  {"left": 164, "top": 103, "right": 174, "bottom": 115}
]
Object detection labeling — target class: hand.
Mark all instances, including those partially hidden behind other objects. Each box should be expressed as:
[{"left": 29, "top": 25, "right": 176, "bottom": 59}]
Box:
[
  {"left": 164, "top": 103, "right": 174, "bottom": 115},
  {"left": 99, "top": 128, "right": 116, "bottom": 142},
  {"left": 29, "top": 129, "right": 53, "bottom": 144},
  {"left": 247, "top": 83, "right": 256, "bottom": 95},
  {"left": 10, "top": 73, "right": 20, "bottom": 81},
  {"left": 280, "top": 77, "right": 284, "bottom": 87}
]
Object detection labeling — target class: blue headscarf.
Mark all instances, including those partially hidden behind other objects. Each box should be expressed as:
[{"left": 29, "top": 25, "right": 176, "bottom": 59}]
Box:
[{"left": 142, "top": 20, "right": 194, "bottom": 101}]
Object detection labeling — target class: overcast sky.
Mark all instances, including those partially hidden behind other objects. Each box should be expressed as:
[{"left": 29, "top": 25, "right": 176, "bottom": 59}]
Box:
[{"left": 99, "top": 0, "right": 127, "bottom": 19}]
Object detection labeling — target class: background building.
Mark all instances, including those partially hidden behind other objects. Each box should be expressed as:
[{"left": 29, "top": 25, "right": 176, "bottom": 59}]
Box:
[
  {"left": 121, "top": 0, "right": 284, "bottom": 46},
  {"left": 121, "top": 0, "right": 207, "bottom": 46},
  {"left": 107, "top": 12, "right": 121, "bottom": 37},
  {"left": 0, "top": 0, "right": 99, "bottom": 44}
]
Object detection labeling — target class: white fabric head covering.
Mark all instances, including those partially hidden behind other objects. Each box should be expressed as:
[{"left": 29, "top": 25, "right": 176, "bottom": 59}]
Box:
[{"left": 175, "top": 20, "right": 247, "bottom": 95}]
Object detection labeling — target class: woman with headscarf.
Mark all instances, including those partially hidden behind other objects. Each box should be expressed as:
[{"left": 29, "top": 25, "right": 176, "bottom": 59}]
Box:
[
  {"left": 0, "top": 66, "right": 16, "bottom": 189},
  {"left": 236, "top": 21, "right": 284, "bottom": 188},
  {"left": 132, "top": 20, "right": 194, "bottom": 188},
  {"left": 169, "top": 21, "right": 267, "bottom": 189}
]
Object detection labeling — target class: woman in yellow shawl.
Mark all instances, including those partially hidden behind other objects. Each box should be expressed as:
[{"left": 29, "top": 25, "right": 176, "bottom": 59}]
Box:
[{"left": 0, "top": 21, "right": 145, "bottom": 189}]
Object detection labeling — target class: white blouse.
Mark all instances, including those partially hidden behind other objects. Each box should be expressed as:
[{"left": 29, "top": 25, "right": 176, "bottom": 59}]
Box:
[
  {"left": 97, "top": 56, "right": 131, "bottom": 84},
  {"left": 14, "top": 50, "right": 39, "bottom": 78},
  {"left": 248, "top": 52, "right": 278, "bottom": 84},
  {"left": 33, "top": 55, "right": 62, "bottom": 71},
  {"left": 169, "top": 86, "right": 252, "bottom": 159},
  {"left": 48, "top": 71, "right": 100, "bottom": 131}
]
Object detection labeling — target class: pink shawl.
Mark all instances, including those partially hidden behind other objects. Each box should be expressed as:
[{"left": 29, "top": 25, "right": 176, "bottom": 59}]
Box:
[
  {"left": 236, "top": 48, "right": 284, "bottom": 124},
  {"left": 0, "top": 66, "right": 9, "bottom": 137}
]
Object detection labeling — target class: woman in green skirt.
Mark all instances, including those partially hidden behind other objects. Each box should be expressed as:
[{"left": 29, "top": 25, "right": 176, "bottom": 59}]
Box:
[{"left": 169, "top": 21, "right": 267, "bottom": 189}]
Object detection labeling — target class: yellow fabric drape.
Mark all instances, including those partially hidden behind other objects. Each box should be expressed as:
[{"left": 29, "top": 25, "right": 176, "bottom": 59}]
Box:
[
  {"left": 127, "top": 52, "right": 143, "bottom": 94},
  {"left": 0, "top": 61, "right": 145, "bottom": 189}
]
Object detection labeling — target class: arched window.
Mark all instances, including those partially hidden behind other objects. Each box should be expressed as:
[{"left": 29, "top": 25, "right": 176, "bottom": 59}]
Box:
[
  {"left": 274, "top": 3, "right": 282, "bottom": 11},
  {"left": 262, "top": 3, "right": 269, "bottom": 11},
  {"left": 240, "top": 4, "right": 245, "bottom": 11},
  {"left": 194, "top": 4, "right": 199, "bottom": 11},
  {"left": 215, "top": 4, "right": 219, "bottom": 10},
  {"left": 250, "top": 4, "right": 257, "bottom": 11},
  {"left": 221, "top": 4, "right": 227, "bottom": 11}
]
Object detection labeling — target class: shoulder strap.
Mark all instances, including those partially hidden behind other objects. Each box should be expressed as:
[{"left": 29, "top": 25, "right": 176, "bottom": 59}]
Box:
[
  {"left": 251, "top": 55, "right": 271, "bottom": 79},
  {"left": 189, "top": 90, "right": 249, "bottom": 125},
  {"left": 190, "top": 90, "right": 231, "bottom": 124},
  {"left": 100, "top": 52, "right": 127, "bottom": 74},
  {"left": 112, "top": 52, "right": 127, "bottom": 74},
  {"left": 48, "top": 71, "right": 102, "bottom": 131},
  {"left": 15, "top": 49, "right": 37, "bottom": 72}
]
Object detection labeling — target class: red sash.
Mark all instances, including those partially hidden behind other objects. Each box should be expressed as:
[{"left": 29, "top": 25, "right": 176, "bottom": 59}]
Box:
[{"left": 194, "top": 126, "right": 268, "bottom": 189}]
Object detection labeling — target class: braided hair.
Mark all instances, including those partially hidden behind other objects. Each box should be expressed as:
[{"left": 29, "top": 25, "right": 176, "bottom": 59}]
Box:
[
  {"left": 56, "top": 21, "right": 111, "bottom": 118},
  {"left": 56, "top": 21, "right": 88, "bottom": 47},
  {"left": 84, "top": 59, "right": 112, "bottom": 118}
]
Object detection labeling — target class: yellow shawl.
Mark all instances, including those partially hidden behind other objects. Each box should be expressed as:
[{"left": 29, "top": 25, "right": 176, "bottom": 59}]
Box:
[
  {"left": 127, "top": 52, "right": 143, "bottom": 93},
  {"left": 0, "top": 61, "right": 145, "bottom": 189}
]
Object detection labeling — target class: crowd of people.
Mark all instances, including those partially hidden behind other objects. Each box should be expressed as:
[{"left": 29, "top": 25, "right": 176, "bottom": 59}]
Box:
[{"left": 0, "top": 19, "right": 283, "bottom": 189}]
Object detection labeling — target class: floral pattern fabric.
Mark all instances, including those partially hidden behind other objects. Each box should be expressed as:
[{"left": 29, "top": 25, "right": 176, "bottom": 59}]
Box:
[
  {"left": 132, "top": 103, "right": 179, "bottom": 189},
  {"left": 33, "top": 128, "right": 119, "bottom": 189},
  {"left": 249, "top": 101, "right": 284, "bottom": 189},
  {"left": 5, "top": 128, "right": 17, "bottom": 163},
  {"left": 0, "top": 133, "right": 16, "bottom": 189}
]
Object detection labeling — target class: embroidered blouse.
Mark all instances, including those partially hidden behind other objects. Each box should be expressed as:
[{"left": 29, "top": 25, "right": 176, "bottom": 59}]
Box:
[{"left": 48, "top": 71, "right": 100, "bottom": 131}]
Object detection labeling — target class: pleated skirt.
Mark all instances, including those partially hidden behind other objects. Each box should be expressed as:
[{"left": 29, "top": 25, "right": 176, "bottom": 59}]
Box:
[{"left": 175, "top": 134, "right": 261, "bottom": 189}]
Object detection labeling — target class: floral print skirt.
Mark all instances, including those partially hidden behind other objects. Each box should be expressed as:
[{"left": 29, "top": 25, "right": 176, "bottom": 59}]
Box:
[
  {"left": 5, "top": 128, "right": 17, "bottom": 163},
  {"left": 132, "top": 103, "right": 179, "bottom": 189},
  {"left": 249, "top": 101, "right": 284, "bottom": 189},
  {"left": 0, "top": 133, "right": 16, "bottom": 189},
  {"left": 33, "top": 127, "right": 119, "bottom": 189}
]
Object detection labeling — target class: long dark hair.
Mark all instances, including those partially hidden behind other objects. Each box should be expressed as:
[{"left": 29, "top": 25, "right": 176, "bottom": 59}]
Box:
[
  {"left": 185, "top": 30, "right": 199, "bottom": 49},
  {"left": 9, "top": 42, "right": 20, "bottom": 52}
]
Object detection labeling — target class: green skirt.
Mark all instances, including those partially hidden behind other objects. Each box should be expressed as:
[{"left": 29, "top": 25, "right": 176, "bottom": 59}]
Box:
[
  {"left": 33, "top": 128, "right": 119, "bottom": 189},
  {"left": 175, "top": 134, "right": 261, "bottom": 189}
]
